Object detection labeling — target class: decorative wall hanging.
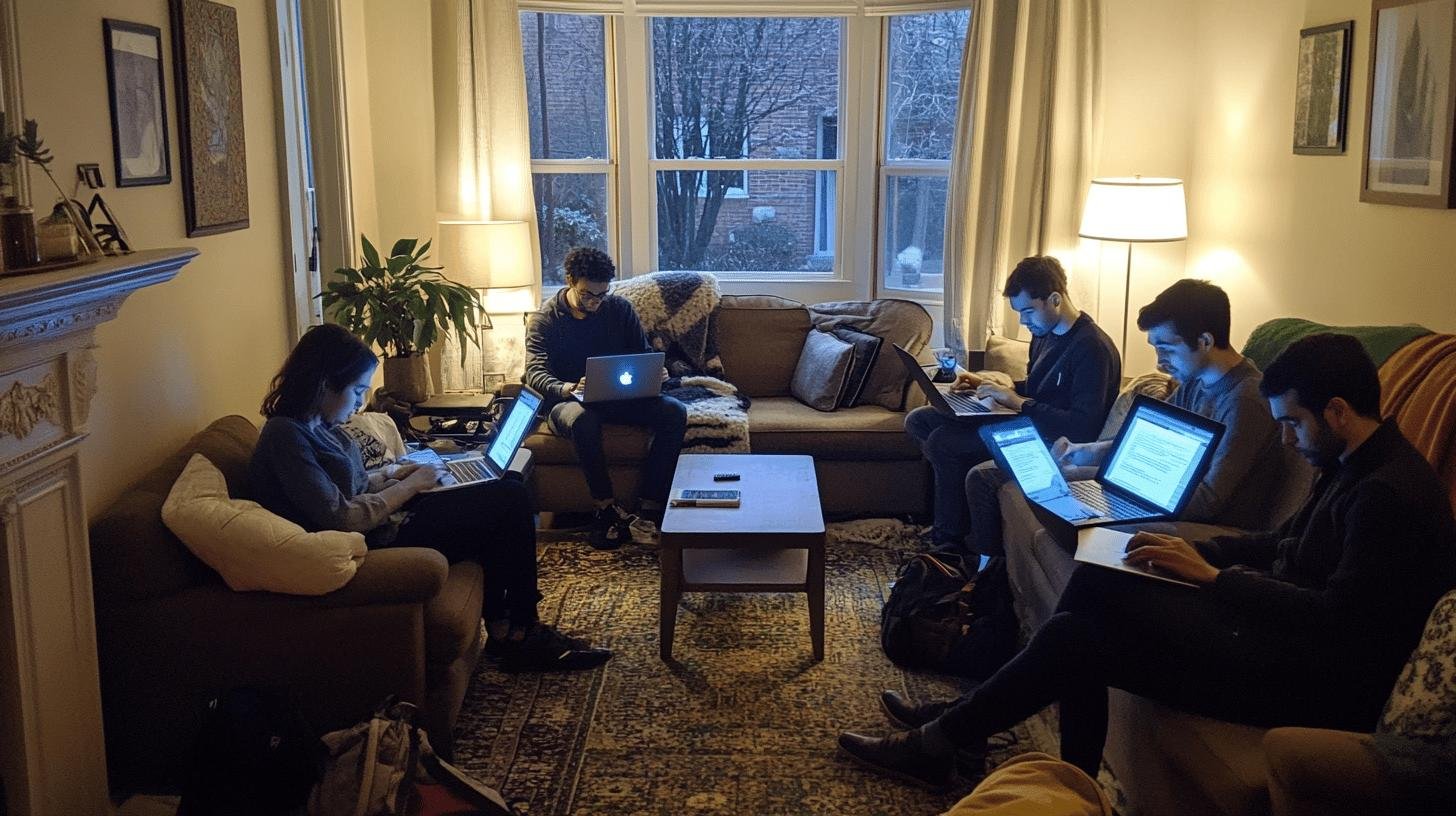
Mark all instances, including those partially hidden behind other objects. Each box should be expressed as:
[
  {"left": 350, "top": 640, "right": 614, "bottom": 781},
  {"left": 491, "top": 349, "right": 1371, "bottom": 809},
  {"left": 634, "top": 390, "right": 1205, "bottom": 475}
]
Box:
[
  {"left": 1294, "top": 20, "right": 1354, "bottom": 155},
  {"left": 170, "top": 0, "right": 250, "bottom": 234},
  {"left": 103, "top": 19, "right": 171, "bottom": 186}
]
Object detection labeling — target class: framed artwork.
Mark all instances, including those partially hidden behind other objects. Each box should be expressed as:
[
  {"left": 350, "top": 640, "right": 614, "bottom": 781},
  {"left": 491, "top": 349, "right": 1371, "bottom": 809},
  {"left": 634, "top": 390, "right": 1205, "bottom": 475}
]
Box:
[
  {"left": 1294, "top": 21, "right": 1354, "bottom": 154},
  {"left": 1361, "top": 0, "right": 1456, "bottom": 207},
  {"left": 103, "top": 19, "right": 171, "bottom": 186},
  {"left": 169, "top": 0, "right": 250, "bottom": 235}
]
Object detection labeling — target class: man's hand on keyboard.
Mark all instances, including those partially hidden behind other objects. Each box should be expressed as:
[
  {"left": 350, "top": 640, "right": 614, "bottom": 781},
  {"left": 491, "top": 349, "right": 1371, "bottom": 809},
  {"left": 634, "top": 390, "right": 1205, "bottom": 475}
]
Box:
[
  {"left": 975, "top": 382, "right": 1027, "bottom": 410},
  {"left": 949, "top": 371, "right": 983, "bottom": 393},
  {"left": 1124, "top": 532, "right": 1220, "bottom": 585}
]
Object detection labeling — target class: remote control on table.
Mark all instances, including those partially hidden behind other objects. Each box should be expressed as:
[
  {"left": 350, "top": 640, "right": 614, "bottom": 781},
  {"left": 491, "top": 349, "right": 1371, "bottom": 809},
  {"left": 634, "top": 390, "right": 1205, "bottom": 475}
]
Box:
[{"left": 713, "top": 472, "right": 740, "bottom": 481}]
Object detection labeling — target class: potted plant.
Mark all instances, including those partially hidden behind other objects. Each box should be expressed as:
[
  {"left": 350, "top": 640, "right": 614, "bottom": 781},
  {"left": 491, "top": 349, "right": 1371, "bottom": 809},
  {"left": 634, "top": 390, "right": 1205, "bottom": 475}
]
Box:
[{"left": 319, "top": 235, "right": 484, "bottom": 402}]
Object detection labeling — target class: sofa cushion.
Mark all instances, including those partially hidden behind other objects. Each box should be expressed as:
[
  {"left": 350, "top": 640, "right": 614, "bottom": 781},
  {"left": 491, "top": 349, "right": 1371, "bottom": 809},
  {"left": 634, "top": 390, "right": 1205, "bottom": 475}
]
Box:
[
  {"left": 1380, "top": 588, "right": 1456, "bottom": 741},
  {"left": 339, "top": 411, "right": 407, "bottom": 469},
  {"left": 525, "top": 423, "right": 650, "bottom": 465},
  {"left": 718, "top": 295, "right": 811, "bottom": 397},
  {"left": 425, "top": 561, "right": 485, "bottom": 677},
  {"left": 791, "top": 329, "right": 854, "bottom": 411},
  {"left": 91, "top": 415, "right": 260, "bottom": 605},
  {"left": 832, "top": 326, "right": 885, "bottom": 408},
  {"left": 746, "top": 397, "right": 921, "bottom": 460},
  {"left": 985, "top": 333, "right": 1031, "bottom": 382},
  {"left": 809, "top": 299, "right": 934, "bottom": 411},
  {"left": 162, "top": 454, "right": 367, "bottom": 595}
]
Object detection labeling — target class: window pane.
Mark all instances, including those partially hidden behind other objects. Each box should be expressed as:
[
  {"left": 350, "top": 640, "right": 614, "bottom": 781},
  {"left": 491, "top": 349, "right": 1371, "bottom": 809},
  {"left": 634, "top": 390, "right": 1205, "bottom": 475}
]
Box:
[
  {"left": 885, "top": 11, "right": 971, "bottom": 161},
  {"left": 520, "top": 13, "right": 607, "bottom": 160},
  {"left": 651, "top": 18, "right": 842, "bottom": 162},
  {"left": 882, "top": 174, "right": 948, "bottom": 292},
  {"left": 535, "top": 173, "right": 609, "bottom": 287},
  {"left": 656, "top": 170, "right": 835, "bottom": 273}
]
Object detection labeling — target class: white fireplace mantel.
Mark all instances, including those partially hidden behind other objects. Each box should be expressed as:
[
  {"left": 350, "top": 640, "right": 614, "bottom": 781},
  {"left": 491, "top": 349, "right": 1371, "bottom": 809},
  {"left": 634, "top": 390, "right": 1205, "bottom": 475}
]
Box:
[{"left": 0, "top": 247, "right": 198, "bottom": 816}]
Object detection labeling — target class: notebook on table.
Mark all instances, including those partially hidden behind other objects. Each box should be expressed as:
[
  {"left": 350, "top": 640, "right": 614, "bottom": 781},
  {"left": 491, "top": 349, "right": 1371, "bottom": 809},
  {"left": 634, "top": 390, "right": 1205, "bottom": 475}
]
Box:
[
  {"left": 892, "top": 344, "right": 1016, "bottom": 420},
  {"left": 400, "top": 387, "right": 542, "bottom": 492},
  {"left": 572, "top": 352, "right": 666, "bottom": 403},
  {"left": 978, "top": 394, "right": 1225, "bottom": 533}
]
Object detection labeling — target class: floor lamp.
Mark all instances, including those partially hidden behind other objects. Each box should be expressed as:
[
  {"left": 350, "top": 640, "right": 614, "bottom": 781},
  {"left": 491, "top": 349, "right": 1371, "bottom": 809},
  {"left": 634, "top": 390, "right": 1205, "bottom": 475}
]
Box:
[
  {"left": 438, "top": 219, "right": 534, "bottom": 392},
  {"left": 1077, "top": 177, "right": 1188, "bottom": 365}
]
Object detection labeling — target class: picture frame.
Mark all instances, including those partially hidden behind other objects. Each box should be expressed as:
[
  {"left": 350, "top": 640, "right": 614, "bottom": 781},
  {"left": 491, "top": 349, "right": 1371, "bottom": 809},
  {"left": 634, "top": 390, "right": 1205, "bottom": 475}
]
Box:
[
  {"left": 169, "top": 0, "right": 250, "bottom": 235},
  {"left": 1294, "top": 21, "right": 1354, "bottom": 155},
  {"left": 103, "top": 19, "right": 171, "bottom": 187},
  {"left": 1361, "top": 0, "right": 1456, "bottom": 207}
]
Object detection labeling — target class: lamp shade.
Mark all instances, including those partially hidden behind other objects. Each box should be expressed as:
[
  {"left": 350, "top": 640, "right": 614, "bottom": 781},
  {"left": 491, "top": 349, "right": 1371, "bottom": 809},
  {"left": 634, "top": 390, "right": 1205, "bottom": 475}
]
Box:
[
  {"left": 437, "top": 220, "right": 534, "bottom": 288},
  {"left": 1078, "top": 177, "right": 1187, "bottom": 242}
]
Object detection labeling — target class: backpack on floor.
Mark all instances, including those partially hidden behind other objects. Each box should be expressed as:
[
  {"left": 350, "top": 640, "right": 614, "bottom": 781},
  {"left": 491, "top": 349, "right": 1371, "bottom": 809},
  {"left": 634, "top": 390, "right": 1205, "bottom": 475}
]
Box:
[
  {"left": 177, "top": 685, "right": 326, "bottom": 816},
  {"left": 881, "top": 553, "right": 1018, "bottom": 679},
  {"left": 308, "top": 698, "right": 519, "bottom": 816}
]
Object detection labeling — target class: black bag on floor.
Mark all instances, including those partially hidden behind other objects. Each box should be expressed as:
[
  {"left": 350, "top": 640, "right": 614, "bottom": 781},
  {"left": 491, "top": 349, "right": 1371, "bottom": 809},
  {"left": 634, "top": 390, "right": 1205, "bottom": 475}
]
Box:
[
  {"left": 178, "top": 685, "right": 326, "bottom": 816},
  {"left": 880, "top": 553, "right": 1018, "bottom": 679}
]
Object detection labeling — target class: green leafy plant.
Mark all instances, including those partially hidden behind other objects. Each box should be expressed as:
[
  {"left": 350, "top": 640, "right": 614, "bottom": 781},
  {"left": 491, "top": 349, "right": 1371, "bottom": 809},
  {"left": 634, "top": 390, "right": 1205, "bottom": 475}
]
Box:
[
  {"left": 319, "top": 236, "right": 484, "bottom": 361},
  {"left": 14, "top": 118, "right": 64, "bottom": 203}
]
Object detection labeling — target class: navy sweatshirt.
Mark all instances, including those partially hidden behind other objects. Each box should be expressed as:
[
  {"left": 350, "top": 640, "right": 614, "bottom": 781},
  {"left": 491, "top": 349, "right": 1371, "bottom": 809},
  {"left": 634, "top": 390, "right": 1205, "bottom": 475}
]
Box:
[
  {"left": 524, "top": 289, "right": 650, "bottom": 403},
  {"left": 1017, "top": 312, "right": 1121, "bottom": 442}
]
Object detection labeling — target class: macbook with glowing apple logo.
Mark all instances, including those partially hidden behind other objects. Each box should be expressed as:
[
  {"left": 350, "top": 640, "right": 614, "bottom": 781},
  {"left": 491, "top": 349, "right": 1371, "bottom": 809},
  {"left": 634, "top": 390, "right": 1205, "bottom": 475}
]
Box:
[{"left": 573, "top": 351, "right": 666, "bottom": 403}]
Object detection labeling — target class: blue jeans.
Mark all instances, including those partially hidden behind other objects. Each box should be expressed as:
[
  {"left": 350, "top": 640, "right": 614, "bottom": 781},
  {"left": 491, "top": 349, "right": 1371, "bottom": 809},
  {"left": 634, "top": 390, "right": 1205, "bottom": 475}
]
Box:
[
  {"left": 905, "top": 406, "right": 992, "bottom": 549},
  {"left": 548, "top": 395, "right": 688, "bottom": 506}
]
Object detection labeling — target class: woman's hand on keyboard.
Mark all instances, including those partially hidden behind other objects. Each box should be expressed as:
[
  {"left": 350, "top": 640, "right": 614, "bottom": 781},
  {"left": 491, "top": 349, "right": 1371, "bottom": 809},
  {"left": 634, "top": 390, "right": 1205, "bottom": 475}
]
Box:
[{"left": 400, "top": 463, "right": 446, "bottom": 494}]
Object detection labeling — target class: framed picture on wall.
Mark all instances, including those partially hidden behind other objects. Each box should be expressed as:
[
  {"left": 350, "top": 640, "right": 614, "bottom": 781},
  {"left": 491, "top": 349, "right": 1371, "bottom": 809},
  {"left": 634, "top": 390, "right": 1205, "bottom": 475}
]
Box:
[
  {"left": 1361, "top": 0, "right": 1456, "bottom": 207},
  {"left": 1293, "top": 20, "right": 1354, "bottom": 155},
  {"left": 103, "top": 19, "right": 171, "bottom": 186},
  {"left": 170, "top": 0, "right": 250, "bottom": 235}
]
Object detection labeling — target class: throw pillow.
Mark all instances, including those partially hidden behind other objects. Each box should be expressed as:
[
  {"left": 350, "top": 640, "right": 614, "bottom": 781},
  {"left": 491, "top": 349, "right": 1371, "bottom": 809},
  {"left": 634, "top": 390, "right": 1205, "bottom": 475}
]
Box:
[
  {"left": 1097, "top": 372, "right": 1177, "bottom": 441},
  {"left": 340, "top": 411, "right": 407, "bottom": 470},
  {"left": 1379, "top": 589, "right": 1456, "bottom": 742},
  {"left": 831, "top": 326, "right": 884, "bottom": 408},
  {"left": 791, "top": 329, "right": 855, "bottom": 412},
  {"left": 162, "top": 454, "right": 366, "bottom": 595},
  {"left": 984, "top": 333, "right": 1031, "bottom": 383}
]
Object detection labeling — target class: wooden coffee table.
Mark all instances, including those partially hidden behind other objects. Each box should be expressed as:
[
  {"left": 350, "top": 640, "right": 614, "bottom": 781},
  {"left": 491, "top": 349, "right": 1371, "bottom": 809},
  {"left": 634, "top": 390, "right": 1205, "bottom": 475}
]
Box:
[{"left": 659, "top": 454, "right": 826, "bottom": 661}]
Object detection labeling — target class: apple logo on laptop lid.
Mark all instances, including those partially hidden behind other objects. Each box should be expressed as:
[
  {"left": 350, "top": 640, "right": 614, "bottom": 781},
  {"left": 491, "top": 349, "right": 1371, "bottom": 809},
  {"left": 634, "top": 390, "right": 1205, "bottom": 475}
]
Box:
[{"left": 619, "top": 371, "right": 634, "bottom": 386}]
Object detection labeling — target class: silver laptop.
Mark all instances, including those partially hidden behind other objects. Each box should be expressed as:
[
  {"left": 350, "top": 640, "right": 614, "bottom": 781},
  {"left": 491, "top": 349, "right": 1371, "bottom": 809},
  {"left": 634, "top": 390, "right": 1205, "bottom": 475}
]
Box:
[
  {"left": 401, "top": 388, "right": 542, "bottom": 492},
  {"left": 892, "top": 344, "right": 1015, "bottom": 419},
  {"left": 978, "top": 394, "right": 1225, "bottom": 531},
  {"left": 573, "top": 352, "right": 665, "bottom": 403}
]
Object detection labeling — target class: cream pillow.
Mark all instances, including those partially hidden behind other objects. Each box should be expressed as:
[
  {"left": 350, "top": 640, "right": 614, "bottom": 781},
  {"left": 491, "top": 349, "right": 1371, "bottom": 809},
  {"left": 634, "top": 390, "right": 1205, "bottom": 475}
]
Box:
[
  {"left": 340, "top": 411, "right": 407, "bottom": 470},
  {"left": 162, "top": 454, "right": 367, "bottom": 595}
]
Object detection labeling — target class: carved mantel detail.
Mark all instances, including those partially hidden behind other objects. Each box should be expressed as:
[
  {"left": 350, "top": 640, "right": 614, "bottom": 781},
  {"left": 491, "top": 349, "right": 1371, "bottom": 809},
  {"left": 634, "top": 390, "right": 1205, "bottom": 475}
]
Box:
[
  {"left": 71, "top": 346, "right": 98, "bottom": 427},
  {"left": 0, "top": 374, "right": 61, "bottom": 439}
]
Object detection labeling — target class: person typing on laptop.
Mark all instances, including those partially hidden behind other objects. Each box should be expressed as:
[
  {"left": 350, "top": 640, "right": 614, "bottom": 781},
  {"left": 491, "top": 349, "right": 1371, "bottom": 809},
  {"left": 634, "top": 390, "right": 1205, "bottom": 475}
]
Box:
[
  {"left": 838, "top": 334, "right": 1456, "bottom": 790},
  {"left": 524, "top": 246, "right": 687, "bottom": 550},
  {"left": 250, "top": 324, "right": 612, "bottom": 672},
  {"left": 905, "top": 255, "right": 1119, "bottom": 552}
]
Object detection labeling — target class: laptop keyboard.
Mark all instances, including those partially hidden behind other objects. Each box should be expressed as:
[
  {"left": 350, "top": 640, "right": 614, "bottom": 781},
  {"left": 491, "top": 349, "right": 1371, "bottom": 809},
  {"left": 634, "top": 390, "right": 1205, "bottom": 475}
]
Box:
[
  {"left": 1068, "top": 481, "right": 1145, "bottom": 519},
  {"left": 943, "top": 390, "right": 990, "bottom": 413},
  {"left": 446, "top": 459, "right": 489, "bottom": 483}
]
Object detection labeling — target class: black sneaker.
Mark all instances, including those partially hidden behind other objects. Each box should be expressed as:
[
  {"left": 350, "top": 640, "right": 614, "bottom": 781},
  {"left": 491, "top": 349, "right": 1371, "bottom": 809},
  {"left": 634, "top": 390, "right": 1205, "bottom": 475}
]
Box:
[
  {"left": 499, "top": 624, "right": 612, "bottom": 673},
  {"left": 591, "top": 503, "right": 656, "bottom": 549},
  {"left": 837, "top": 728, "right": 956, "bottom": 791}
]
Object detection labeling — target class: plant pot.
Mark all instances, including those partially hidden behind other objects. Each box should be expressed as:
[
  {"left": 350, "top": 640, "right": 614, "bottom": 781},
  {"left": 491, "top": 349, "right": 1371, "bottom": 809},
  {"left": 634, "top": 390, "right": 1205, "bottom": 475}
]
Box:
[{"left": 383, "top": 354, "right": 432, "bottom": 403}]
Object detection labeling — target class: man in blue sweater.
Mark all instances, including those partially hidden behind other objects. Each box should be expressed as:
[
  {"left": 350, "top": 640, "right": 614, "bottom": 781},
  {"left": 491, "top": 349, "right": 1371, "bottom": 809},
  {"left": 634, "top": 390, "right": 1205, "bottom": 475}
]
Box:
[
  {"left": 906, "top": 255, "right": 1120, "bottom": 552},
  {"left": 525, "top": 247, "right": 688, "bottom": 549}
]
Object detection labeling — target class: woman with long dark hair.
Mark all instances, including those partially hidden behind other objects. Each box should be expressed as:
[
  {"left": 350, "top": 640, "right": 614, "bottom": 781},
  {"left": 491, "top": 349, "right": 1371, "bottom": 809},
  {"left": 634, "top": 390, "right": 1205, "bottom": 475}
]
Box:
[{"left": 250, "top": 323, "right": 610, "bottom": 671}]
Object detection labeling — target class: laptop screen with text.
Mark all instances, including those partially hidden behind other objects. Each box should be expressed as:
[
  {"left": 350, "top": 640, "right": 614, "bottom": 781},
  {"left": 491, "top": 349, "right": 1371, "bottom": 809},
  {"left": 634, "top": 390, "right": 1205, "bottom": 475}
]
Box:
[
  {"left": 1100, "top": 403, "right": 1217, "bottom": 513},
  {"left": 487, "top": 389, "right": 541, "bottom": 471},
  {"left": 986, "top": 422, "right": 1070, "bottom": 501}
]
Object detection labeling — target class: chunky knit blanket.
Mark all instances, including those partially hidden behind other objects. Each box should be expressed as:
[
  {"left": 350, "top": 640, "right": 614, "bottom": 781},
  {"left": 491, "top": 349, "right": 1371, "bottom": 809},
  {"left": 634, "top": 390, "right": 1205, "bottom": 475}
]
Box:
[{"left": 614, "top": 272, "right": 749, "bottom": 453}]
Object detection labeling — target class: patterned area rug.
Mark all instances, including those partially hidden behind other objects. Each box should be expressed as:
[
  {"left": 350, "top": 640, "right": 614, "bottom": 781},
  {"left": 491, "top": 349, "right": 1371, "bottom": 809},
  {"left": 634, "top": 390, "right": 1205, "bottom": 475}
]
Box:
[{"left": 451, "top": 520, "right": 1120, "bottom": 815}]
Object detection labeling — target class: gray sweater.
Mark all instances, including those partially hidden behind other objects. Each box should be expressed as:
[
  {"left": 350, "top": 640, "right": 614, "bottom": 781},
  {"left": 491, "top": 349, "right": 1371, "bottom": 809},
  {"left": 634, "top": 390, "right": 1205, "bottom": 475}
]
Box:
[
  {"left": 249, "top": 416, "right": 400, "bottom": 538},
  {"left": 1169, "top": 357, "right": 1289, "bottom": 529}
]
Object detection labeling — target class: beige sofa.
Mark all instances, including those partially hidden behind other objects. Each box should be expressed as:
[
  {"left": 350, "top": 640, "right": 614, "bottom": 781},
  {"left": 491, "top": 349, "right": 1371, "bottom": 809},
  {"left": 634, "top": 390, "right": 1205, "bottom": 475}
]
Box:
[
  {"left": 523, "top": 294, "right": 931, "bottom": 518},
  {"left": 999, "top": 318, "right": 1456, "bottom": 816}
]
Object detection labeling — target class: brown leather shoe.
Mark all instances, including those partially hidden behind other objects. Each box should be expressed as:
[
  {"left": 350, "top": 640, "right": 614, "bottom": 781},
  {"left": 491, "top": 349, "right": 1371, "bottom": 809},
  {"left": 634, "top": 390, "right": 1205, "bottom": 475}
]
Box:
[
  {"left": 836, "top": 729, "right": 955, "bottom": 791},
  {"left": 879, "top": 690, "right": 951, "bottom": 729}
]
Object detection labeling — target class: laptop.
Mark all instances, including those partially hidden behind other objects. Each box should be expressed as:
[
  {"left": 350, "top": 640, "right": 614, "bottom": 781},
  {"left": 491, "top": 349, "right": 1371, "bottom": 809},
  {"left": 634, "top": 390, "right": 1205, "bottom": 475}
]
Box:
[
  {"left": 401, "top": 387, "right": 543, "bottom": 492},
  {"left": 892, "top": 344, "right": 1016, "bottom": 420},
  {"left": 573, "top": 352, "right": 665, "bottom": 403},
  {"left": 978, "top": 394, "right": 1225, "bottom": 534}
]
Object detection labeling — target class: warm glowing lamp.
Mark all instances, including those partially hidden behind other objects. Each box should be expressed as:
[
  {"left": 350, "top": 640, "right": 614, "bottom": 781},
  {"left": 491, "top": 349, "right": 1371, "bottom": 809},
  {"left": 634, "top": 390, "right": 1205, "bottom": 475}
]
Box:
[{"left": 437, "top": 220, "right": 535, "bottom": 390}]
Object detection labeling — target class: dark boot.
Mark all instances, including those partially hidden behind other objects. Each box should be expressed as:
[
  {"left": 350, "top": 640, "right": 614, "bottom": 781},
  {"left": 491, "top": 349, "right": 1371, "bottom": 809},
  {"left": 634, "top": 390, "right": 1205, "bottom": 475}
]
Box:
[
  {"left": 879, "top": 690, "right": 951, "bottom": 729},
  {"left": 836, "top": 728, "right": 955, "bottom": 791}
]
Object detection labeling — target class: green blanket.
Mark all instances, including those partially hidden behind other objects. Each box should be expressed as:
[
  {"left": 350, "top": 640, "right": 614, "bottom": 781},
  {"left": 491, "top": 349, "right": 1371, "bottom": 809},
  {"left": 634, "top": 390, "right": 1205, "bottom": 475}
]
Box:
[{"left": 1242, "top": 318, "right": 1432, "bottom": 371}]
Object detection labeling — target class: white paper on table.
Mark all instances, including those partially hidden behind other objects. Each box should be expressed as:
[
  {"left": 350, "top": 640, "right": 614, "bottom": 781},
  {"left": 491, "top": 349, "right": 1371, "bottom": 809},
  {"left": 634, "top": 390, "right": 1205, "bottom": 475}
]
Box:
[{"left": 1074, "top": 527, "right": 1198, "bottom": 588}]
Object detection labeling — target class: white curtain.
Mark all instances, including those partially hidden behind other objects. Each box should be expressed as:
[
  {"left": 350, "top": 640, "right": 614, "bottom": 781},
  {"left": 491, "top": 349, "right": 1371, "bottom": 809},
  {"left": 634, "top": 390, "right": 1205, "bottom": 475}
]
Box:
[
  {"left": 434, "top": 0, "right": 539, "bottom": 391},
  {"left": 942, "top": 0, "right": 1100, "bottom": 360}
]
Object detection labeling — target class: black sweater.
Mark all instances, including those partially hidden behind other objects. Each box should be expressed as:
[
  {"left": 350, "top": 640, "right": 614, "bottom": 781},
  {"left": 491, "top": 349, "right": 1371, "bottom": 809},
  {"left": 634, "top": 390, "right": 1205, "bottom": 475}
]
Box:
[
  {"left": 1200, "top": 421, "right": 1456, "bottom": 722},
  {"left": 1017, "top": 313, "right": 1121, "bottom": 442},
  {"left": 524, "top": 289, "right": 650, "bottom": 403}
]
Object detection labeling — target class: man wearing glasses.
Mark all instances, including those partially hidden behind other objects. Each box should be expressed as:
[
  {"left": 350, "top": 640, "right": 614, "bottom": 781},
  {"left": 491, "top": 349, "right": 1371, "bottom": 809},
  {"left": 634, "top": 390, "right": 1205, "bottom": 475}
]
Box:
[{"left": 525, "top": 246, "right": 687, "bottom": 550}]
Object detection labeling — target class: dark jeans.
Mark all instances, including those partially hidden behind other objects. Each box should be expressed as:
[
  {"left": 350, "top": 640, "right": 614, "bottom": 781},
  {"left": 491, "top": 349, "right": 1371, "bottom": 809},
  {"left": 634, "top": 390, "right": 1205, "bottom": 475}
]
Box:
[
  {"left": 392, "top": 478, "right": 542, "bottom": 625},
  {"left": 905, "top": 406, "right": 992, "bottom": 548},
  {"left": 548, "top": 395, "right": 688, "bottom": 506},
  {"left": 964, "top": 460, "right": 1014, "bottom": 557},
  {"left": 933, "top": 565, "right": 1367, "bottom": 776}
]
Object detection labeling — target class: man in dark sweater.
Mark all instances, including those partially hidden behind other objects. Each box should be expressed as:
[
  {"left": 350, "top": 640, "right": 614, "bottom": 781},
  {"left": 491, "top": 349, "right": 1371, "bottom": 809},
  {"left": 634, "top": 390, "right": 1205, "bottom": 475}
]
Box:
[
  {"left": 525, "top": 247, "right": 687, "bottom": 549},
  {"left": 906, "top": 255, "right": 1120, "bottom": 551},
  {"left": 841, "top": 333, "right": 1456, "bottom": 790}
]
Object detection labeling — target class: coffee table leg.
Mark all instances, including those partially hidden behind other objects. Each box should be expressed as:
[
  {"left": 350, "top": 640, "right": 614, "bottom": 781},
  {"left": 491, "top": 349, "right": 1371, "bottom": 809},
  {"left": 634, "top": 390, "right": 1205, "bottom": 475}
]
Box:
[
  {"left": 808, "top": 537, "right": 825, "bottom": 661},
  {"left": 660, "top": 542, "right": 682, "bottom": 661}
]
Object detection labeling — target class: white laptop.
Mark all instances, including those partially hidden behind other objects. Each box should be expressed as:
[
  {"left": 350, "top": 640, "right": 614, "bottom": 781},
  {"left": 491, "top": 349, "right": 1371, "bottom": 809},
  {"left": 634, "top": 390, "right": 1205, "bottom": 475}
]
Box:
[
  {"left": 978, "top": 394, "right": 1225, "bottom": 532},
  {"left": 401, "top": 387, "right": 542, "bottom": 492},
  {"left": 573, "top": 352, "right": 665, "bottom": 403},
  {"left": 892, "top": 344, "right": 1015, "bottom": 420}
]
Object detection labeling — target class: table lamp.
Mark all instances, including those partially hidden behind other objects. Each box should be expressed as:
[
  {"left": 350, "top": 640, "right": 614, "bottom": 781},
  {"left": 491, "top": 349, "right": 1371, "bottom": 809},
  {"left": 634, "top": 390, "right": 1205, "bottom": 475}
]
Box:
[
  {"left": 437, "top": 219, "right": 534, "bottom": 390},
  {"left": 1077, "top": 177, "right": 1188, "bottom": 364}
]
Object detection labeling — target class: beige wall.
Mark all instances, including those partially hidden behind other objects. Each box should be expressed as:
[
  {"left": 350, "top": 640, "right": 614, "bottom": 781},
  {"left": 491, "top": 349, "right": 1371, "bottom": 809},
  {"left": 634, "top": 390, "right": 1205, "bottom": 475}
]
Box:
[
  {"left": 17, "top": 0, "right": 292, "bottom": 516},
  {"left": 1101, "top": 0, "right": 1456, "bottom": 374}
]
